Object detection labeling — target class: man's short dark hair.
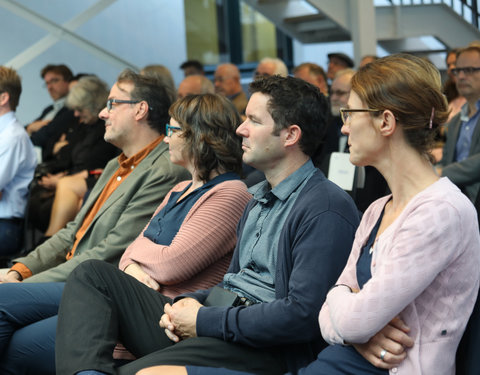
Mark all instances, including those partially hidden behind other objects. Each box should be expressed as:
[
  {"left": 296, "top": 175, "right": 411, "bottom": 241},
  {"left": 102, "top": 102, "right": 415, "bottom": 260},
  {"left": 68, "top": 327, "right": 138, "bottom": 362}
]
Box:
[
  {"left": 117, "top": 69, "right": 171, "bottom": 135},
  {"left": 249, "top": 75, "right": 329, "bottom": 158},
  {"left": 180, "top": 60, "right": 204, "bottom": 74},
  {"left": 40, "top": 64, "right": 74, "bottom": 82}
]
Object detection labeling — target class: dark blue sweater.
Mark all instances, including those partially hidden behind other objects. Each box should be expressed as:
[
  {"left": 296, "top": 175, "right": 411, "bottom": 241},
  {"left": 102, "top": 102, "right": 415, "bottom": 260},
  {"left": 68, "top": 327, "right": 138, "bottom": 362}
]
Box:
[{"left": 181, "top": 169, "right": 360, "bottom": 372}]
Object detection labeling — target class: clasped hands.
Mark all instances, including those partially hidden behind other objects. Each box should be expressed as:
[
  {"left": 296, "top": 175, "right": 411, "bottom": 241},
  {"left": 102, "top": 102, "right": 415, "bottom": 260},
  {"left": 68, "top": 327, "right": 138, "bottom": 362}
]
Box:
[{"left": 159, "top": 298, "right": 202, "bottom": 343}]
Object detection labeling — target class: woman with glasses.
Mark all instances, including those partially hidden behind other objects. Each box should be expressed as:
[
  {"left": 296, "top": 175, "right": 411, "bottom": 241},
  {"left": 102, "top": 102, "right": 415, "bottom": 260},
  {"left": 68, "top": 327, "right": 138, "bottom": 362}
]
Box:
[
  {"left": 0, "top": 93, "right": 251, "bottom": 374},
  {"left": 138, "top": 54, "right": 480, "bottom": 375}
]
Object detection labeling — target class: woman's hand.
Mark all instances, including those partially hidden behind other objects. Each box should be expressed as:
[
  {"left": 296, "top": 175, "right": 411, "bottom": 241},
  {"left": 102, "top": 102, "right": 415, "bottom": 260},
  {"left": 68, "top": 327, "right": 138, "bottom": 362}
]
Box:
[
  {"left": 353, "top": 316, "right": 414, "bottom": 369},
  {"left": 124, "top": 263, "right": 160, "bottom": 291}
]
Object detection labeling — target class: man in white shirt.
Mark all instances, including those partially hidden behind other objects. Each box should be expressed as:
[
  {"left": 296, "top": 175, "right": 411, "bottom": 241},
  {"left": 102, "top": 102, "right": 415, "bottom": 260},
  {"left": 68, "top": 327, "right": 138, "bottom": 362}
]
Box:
[{"left": 0, "top": 66, "right": 37, "bottom": 256}]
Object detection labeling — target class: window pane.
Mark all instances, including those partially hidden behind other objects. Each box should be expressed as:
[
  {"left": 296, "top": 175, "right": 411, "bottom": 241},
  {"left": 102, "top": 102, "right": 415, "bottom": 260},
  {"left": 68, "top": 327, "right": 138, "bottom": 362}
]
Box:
[
  {"left": 240, "top": 1, "right": 277, "bottom": 62},
  {"left": 184, "top": 0, "right": 220, "bottom": 64}
]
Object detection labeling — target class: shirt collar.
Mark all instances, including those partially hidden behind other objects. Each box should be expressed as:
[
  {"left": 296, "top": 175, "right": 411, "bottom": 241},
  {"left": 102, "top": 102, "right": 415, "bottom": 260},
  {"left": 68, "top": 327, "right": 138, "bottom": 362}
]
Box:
[
  {"left": 460, "top": 99, "right": 480, "bottom": 122},
  {"left": 249, "top": 159, "right": 316, "bottom": 203},
  {"left": 53, "top": 97, "right": 66, "bottom": 111},
  {"left": 117, "top": 135, "right": 164, "bottom": 170},
  {"left": 0, "top": 111, "right": 16, "bottom": 131}
]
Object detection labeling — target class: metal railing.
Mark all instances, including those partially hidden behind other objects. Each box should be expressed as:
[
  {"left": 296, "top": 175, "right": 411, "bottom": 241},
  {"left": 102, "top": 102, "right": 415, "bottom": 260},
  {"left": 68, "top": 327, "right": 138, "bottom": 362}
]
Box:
[{"left": 386, "top": 0, "right": 480, "bottom": 28}]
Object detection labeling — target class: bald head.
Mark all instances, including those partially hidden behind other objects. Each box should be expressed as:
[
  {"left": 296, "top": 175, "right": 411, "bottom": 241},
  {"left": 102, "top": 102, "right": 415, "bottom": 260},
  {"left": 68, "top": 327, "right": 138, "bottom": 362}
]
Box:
[
  {"left": 255, "top": 57, "right": 288, "bottom": 77},
  {"left": 178, "top": 75, "right": 214, "bottom": 99},
  {"left": 214, "top": 63, "right": 242, "bottom": 96}
]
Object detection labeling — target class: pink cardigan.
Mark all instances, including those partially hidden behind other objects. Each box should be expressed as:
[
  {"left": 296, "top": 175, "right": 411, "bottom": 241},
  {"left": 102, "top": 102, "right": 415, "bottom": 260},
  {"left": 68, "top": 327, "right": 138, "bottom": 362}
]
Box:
[
  {"left": 118, "top": 179, "right": 252, "bottom": 299},
  {"left": 319, "top": 178, "right": 480, "bottom": 374}
]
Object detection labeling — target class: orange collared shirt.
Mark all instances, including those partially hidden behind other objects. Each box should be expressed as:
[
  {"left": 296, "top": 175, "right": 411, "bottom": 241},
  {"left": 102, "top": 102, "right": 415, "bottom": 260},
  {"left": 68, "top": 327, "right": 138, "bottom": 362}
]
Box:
[{"left": 12, "top": 135, "right": 164, "bottom": 280}]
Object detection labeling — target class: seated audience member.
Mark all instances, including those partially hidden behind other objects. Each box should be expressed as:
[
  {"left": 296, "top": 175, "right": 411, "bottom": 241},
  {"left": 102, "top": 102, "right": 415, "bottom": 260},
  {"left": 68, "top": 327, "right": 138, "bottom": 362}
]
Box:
[
  {"left": 438, "top": 45, "right": 480, "bottom": 202},
  {"left": 180, "top": 60, "right": 204, "bottom": 77},
  {"left": 326, "top": 52, "right": 354, "bottom": 81},
  {"left": 34, "top": 76, "right": 120, "bottom": 237},
  {"left": 28, "top": 76, "right": 118, "bottom": 234},
  {"left": 293, "top": 62, "right": 328, "bottom": 96},
  {"left": 214, "top": 63, "right": 248, "bottom": 115},
  {"left": 444, "top": 48, "right": 466, "bottom": 123},
  {"left": 140, "top": 64, "right": 177, "bottom": 104},
  {"left": 254, "top": 57, "right": 288, "bottom": 78},
  {"left": 55, "top": 76, "right": 360, "bottom": 375},
  {"left": 0, "top": 66, "right": 37, "bottom": 256},
  {"left": 177, "top": 75, "right": 214, "bottom": 99},
  {"left": 27, "top": 64, "right": 76, "bottom": 161},
  {"left": 0, "top": 93, "right": 251, "bottom": 374},
  {"left": 152, "top": 53, "right": 480, "bottom": 375},
  {"left": 0, "top": 69, "right": 189, "bottom": 285}
]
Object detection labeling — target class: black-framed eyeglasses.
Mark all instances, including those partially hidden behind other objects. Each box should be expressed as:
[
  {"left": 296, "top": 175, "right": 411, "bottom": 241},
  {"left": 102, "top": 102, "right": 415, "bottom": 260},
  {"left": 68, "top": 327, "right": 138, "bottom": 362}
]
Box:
[
  {"left": 165, "top": 123, "right": 181, "bottom": 137},
  {"left": 451, "top": 67, "right": 480, "bottom": 76},
  {"left": 106, "top": 99, "right": 140, "bottom": 112},
  {"left": 43, "top": 77, "right": 63, "bottom": 88},
  {"left": 339, "top": 108, "right": 382, "bottom": 125}
]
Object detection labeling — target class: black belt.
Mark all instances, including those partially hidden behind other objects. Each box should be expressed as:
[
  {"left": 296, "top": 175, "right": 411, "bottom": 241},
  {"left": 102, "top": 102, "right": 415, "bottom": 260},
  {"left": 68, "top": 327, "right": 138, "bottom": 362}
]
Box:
[{"left": 0, "top": 217, "right": 23, "bottom": 225}]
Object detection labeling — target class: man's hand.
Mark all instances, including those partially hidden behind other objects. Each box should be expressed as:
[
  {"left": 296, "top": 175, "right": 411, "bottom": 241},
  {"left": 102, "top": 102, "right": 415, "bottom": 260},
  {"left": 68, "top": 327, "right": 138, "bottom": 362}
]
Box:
[
  {"left": 26, "top": 120, "right": 50, "bottom": 135},
  {"left": 38, "top": 172, "right": 67, "bottom": 190},
  {"left": 0, "top": 270, "right": 22, "bottom": 283},
  {"left": 124, "top": 263, "right": 160, "bottom": 291},
  {"left": 353, "top": 317, "right": 414, "bottom": 369},
  {"left": 159, "top": 298, "right": 202, "bottom": 343}
]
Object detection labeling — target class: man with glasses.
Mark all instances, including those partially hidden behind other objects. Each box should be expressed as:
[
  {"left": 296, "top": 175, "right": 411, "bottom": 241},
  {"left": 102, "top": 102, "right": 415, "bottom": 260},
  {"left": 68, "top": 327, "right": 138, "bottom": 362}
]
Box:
[
  {"left": 26, "top": 64, "right": 77, "bottom": 161},
  {"left": 0, "top": 66, "right": 37, "bottom": 258},
  {"left": 439, "top": 45, "right": 480, "bottom": 202},
  {"left": 2, "top": 69, "right": 189, "bottom": 284}
]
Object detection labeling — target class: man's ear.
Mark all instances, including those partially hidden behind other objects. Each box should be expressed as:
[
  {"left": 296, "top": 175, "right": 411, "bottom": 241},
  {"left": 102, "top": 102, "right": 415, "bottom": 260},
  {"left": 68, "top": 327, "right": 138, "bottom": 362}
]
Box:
[
  {"left": 0, "top": 92, "right": 10, "bottom": 107},
  {"left": 284, "top": 124, "right": 302, "bottom": 147},
  {"left": 134, "top": 101, "right": 150, "bottom": 121},
  {"left": 379, "top": 109, "right": 396, "bottom": 137}
]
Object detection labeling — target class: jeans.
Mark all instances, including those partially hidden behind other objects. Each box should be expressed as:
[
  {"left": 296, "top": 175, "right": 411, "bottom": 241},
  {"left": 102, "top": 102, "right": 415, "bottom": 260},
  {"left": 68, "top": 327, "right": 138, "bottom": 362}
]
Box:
[{"left": 0, "top": 282, "right": 64, "bottom": 374}]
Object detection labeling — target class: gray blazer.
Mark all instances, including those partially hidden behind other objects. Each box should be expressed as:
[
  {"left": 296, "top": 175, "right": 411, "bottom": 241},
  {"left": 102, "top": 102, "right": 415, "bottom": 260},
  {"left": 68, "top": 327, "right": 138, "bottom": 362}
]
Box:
[
  {"left": 441, "top": 112, "right": 480, "bottom": 202},
  {"left": 17, "top": 141, "right": 190, "bottom": 283}
]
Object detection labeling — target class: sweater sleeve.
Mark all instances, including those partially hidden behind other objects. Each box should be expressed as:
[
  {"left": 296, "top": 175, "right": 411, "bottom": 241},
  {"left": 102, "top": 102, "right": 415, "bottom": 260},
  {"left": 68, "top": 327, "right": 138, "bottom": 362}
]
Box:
[
  {"left": 319, "top": 198, "right": 466, "bottom": 345},
  {"left": 119, "top": 181, "right": 251, "bottom": 285}
]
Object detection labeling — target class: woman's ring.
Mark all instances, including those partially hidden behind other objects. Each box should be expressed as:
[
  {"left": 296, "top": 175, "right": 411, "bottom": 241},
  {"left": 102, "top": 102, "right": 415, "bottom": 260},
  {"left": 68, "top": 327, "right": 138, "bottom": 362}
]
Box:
[{"left": 380, "top": 349, "right": 388, "bottom": 361}]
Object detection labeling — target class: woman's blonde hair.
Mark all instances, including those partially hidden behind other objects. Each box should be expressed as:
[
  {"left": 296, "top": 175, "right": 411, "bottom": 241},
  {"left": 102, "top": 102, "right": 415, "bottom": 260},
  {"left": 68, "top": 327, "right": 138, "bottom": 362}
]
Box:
[{"left": 351, "top": 53, "right": 449, "bottom": 160}]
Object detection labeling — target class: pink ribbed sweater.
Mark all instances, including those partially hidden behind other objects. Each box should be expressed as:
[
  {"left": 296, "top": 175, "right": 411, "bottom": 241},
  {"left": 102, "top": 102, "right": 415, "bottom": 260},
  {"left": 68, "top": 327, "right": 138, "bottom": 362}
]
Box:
[{"left": 118, "top": 179, "right": 252, "bottom": 299}]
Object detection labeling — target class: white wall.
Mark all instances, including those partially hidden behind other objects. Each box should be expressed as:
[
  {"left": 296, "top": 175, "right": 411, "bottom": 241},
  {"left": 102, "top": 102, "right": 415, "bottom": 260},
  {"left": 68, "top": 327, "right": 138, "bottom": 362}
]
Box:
[{"left": 0, "top": 0, "right": 188, "bottom": 124}]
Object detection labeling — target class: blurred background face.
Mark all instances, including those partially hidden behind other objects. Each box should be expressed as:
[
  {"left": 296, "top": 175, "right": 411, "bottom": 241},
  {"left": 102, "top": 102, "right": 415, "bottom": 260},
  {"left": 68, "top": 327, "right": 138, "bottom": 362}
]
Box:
[
  {"left": 214, "top": 67, "right": 237, "bottom": 96},
  {"left": 330, "top": 75, "right": 351, "bottom": 116},
  {"left": 44, "top": 71, "right": 70, "bottom": 100},
  {"left": 74, "top": 107, "right": 96, "bottom": 124},
  {"left": 455, "top": 50, "right": 480, "bottom": 100},
  {"left": 255, "top": 62, "right": 275, "bottom": 77},
  {"left": 327, "top": 57, "right": 347, "bottom": 80},
  {"left": 446, "top": 52, "right": 457, "bottom": 79}
]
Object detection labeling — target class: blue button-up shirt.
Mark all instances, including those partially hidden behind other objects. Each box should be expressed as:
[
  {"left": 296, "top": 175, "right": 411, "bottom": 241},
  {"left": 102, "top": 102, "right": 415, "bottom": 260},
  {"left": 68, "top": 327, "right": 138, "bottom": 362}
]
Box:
[
  {"left": 0, "top": 112, "right": 37, "bottom": 218},
  {"left": 455, "top": 100, "right": 480, "bottom": 162},
  {"left": 223, "top": 160, "right": 316, "bottom": 303}
]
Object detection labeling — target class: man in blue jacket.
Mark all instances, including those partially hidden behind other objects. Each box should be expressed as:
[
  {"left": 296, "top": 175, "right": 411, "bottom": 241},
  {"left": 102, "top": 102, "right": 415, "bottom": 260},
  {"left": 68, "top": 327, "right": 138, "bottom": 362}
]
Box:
[{"left": 55, "top": 75, "right": 360, "bottom": 375}]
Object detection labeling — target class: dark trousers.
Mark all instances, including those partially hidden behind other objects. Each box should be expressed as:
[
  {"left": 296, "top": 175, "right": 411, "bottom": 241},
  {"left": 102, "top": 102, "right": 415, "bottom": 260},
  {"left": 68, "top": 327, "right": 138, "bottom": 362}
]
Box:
[
  {"left": 0, "top": 218, "right": 23, "bottom": 256},
  {"left": 56, "top": 260, "right": 286, "bottom": 375}
]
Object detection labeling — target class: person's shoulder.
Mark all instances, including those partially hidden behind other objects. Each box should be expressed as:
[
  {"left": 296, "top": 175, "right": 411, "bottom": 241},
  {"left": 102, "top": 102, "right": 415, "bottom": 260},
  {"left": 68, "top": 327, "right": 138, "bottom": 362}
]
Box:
[
  {"left": 206, "top": 179, "right": 251, "bottom": 200},
  {"left": 291, "top": 169, "right": 360, "bottom": 223}
]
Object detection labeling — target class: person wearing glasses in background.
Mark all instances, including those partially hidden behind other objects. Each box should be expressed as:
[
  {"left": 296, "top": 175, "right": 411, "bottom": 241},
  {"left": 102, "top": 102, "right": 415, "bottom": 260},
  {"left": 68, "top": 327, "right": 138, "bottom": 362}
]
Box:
[
  {"left": 0, "top": 93, "right": 250, "bottom": 374},
  {"left": 138, "top": 53, "right": 480, "bottom": 375},
  {"left": 0, "top": 70, "right": 189, "bottom": 373},
  {"left": 26, "top": 64, "right": 77, "bottom": 161},
  {"left": 438, "top": 45, "right": 480, "bottom": 203}
]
